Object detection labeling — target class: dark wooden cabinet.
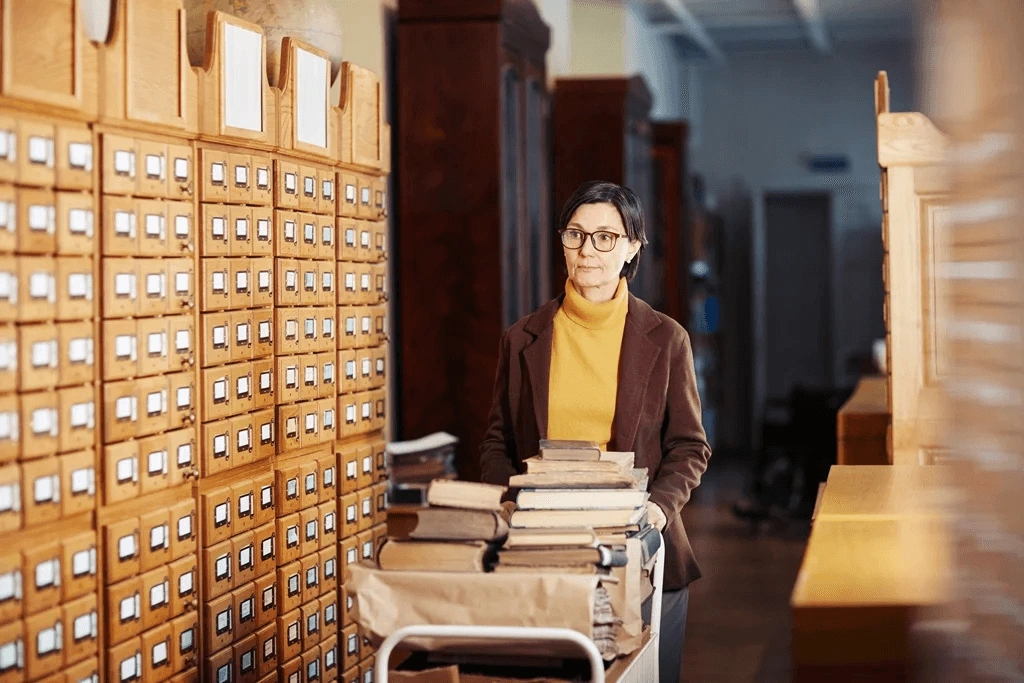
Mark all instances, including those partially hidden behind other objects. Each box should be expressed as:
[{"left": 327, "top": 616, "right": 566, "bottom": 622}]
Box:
[
  {"left": 552, "top": 76, "right": 656, "bottom": 304},
  {"left": 652, "top": 122, "right": 691, "bottom": 324},
  {"left": 396, "top": 0, "right": 551, "bottom": 478}
]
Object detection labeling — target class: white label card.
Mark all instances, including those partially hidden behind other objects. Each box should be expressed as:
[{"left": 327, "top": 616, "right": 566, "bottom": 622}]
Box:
[
  {"left": 296, "top": 48, "right": 329, "bottom": 148},
  {"left": 114, "top": 149, "right": 134, "bottom": 175},
  {"left": 69, "top": 142, "right": 93, "bottom": 170},
  {"left": 177, "top": 515, "right": 192, "bottom": 538},
  {"left": 145, "top": 154, "right": 163, "bottom": 179},
  {"left": 118, "top": 534, "right": 136, "bottom": 559},
  {"left": 150, "top": 581, "right": 166, "bottom": 607},
  {"left": 146, "top": 273, "right": 164, "bottom": 296},
  {"left": 175, "top": 214, "right": 190, "bottom": 238},
  {"left": 69, "top": 207, "right": 93, "bottom": 236},
  {"left": 222, "top": 22, "right": 264, "bottom": 132},
  {"left": 116, "top": 457, "right": 135, "bottom": 483}
]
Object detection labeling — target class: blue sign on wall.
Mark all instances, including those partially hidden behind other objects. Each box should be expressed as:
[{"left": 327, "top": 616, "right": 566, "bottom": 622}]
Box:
[{"left": 806, "top": 154, "right": 850, "bottom": 174}]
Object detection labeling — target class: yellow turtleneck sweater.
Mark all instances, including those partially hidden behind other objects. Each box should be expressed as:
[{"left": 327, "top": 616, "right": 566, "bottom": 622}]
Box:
[{"left": 547, "top": 278, "right": 628, "bottom": 450}]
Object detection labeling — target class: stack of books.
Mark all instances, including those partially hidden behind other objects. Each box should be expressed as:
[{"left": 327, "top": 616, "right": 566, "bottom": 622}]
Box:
[
  {"left": 494, "top": 440, "right": 651, "bottom": 574},
  {"left": 385, "top": 432, "right": 460, "bottom": 505},
  {"left": 377, "top": 479, "right": 509, "bottom": 572}
]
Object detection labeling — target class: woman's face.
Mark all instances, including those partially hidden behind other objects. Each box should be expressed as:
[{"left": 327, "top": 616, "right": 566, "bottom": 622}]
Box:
[{"left": 563, "top": 202, "right": 640, "bottom": 290}]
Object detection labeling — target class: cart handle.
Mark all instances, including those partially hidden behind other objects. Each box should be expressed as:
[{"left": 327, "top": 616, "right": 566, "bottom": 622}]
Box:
[
  {"left": 375, "top": 624, "right": 607, "bottom": 683},
  {"left": 650, "top": 543, "right": 666, "bottom": 637}
]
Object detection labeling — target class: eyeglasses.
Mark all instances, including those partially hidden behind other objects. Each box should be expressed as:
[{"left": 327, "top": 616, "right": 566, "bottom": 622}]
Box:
[{"left": 560, "top": 228, "right": 628, "bottom": 253}]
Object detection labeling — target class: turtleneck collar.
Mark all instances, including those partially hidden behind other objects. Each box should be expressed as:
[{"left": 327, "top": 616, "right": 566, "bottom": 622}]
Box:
[{"left": 561, "top": 277, "right": 628, "bottom": 330}]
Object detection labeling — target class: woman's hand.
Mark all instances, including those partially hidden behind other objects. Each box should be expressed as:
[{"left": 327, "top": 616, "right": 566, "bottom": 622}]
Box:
[{"left": 645, "top": 500, "right": 668, "bottom": 531}]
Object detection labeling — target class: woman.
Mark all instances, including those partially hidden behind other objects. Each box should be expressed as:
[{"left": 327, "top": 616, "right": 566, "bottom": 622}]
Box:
[{"left": 480, "top": 180, "right": 711, "bottom": 683}]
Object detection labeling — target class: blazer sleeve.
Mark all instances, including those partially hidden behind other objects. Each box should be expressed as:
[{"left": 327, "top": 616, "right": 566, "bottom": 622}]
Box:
[
  {"left": 647, "top": 330, "right": 712, "bottom": 521},
  {"left": 479, "top": 330, "right": 520, "bottom": 486}
]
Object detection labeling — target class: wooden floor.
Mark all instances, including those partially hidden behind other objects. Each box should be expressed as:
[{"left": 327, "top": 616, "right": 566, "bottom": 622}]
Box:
[{"left": 676, "top": 452, "right": 811, "bottom": 683}]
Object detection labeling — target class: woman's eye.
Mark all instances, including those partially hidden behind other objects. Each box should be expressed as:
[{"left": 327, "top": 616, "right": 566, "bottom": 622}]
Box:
[{"left": 596, "top": 234, "right": 613, "bottom": 246}]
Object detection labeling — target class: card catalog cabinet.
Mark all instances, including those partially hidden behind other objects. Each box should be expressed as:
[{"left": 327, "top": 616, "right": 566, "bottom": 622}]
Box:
[
  {"left": 198, "top": 140, "right": 277, "bottom": 484},
  {"left": 1, "top": 3, "right": 391, "bottom": 681},
  {"left": 96, "top": 98, "right": 201, "bottom": 683}
]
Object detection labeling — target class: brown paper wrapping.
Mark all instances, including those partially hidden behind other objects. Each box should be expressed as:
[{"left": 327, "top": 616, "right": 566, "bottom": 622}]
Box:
[
  {"left": 346, "top": 563, "right": 602, "bottom": 658},
  {"left": 390, "top": 668, "right": 568, "bottom": 683},
  {"left": 603, "top": 538, "right": 643, "bottom": 654},
  {"left": 389, "top": 666, "right": 460, "bottom": 683}
]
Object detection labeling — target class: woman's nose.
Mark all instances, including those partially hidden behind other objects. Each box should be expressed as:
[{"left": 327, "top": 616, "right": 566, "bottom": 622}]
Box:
[{"left": 578, "top": 235, "right": 597, "bottom": 256}]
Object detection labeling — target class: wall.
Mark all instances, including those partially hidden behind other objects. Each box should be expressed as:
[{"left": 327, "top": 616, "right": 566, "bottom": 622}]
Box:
[
  {"left": 537, "top": 0, "right": 573, "bottom": 81},
  {"left": 688, "top": 41, "right": 916, "bottom": 437},
  {"left": 537, "top": 0, "right": 687, "bottom": 120},
  {"left": 335, "top": 0, "right": 397, "bottom": 114},
  {"left": 625, "top": 2, "right": 686, "bottom": 120}
]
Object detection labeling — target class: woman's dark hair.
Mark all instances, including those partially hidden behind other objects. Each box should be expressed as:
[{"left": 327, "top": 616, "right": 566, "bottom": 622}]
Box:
[{"left": 557, "top": 180, "right": 648, "bottom": 281}]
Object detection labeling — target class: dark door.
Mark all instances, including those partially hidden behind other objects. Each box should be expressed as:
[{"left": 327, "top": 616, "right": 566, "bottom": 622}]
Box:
[{"left": 764, "top": 192, "right": 833, "bottom": 400}]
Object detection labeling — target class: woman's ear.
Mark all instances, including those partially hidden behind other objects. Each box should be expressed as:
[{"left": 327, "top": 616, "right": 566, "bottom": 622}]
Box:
[{"left": 627, "top": 240, "right": 641, "bottom": 263}]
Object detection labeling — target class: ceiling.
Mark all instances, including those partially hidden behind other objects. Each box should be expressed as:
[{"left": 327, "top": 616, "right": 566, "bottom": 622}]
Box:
[{"left": 639, "top": 0, "right": 916, "bottom": 60}]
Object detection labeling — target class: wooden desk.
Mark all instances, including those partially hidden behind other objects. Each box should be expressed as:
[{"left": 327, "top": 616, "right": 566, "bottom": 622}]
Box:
[
  {"left": 791, "top": 465, "right": 952, "bottom": 682},
  {"left": 837, "top": 376, "right": 890, "bottom": 465},
  {"left": 815, "top": 465, "right": 950, "bottom": 519},
  {"left": 791, "top": 517, "right": 950, "bottom": 679}
]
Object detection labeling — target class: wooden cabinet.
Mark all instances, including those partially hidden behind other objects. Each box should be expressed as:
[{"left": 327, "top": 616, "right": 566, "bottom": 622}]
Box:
[
  {"left": 875, "top": 73, "right": 951, "bottom": 465},
  {"left": 396, "top": 0, "right": 551, "bottom": 478},
  {"left": 652, "top": 122, "right": 691, "bottom": 324},
  {"left": 552, "top": 76, "right": 655, "bottom": 304}
]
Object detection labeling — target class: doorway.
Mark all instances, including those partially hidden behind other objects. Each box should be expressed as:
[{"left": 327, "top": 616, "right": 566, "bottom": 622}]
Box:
[{"left": 763, "top": 192, "right": 833, "bottom": 400}]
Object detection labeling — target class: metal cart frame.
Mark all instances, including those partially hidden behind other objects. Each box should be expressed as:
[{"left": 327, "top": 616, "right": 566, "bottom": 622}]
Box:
[{"left": 376, "top": 544, "right": 666, "bottom": 683}]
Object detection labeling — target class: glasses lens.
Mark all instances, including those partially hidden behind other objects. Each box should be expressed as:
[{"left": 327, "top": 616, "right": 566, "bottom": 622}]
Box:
[
  {"left": 593, "top": 232, "right": 618, "bottom": 252},
  {"left": 562, "top": 229, "right": 584, "bottom": 248}
]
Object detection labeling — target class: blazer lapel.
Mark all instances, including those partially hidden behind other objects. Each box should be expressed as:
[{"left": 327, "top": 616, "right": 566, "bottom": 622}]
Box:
[
  {"left": 612, "top": 295, "right": 662, "bottom": 451},
  {"left": 523, "top": 325, "right": 552, "bottom": 440},
  {"left": 521, "top": 297, "right": 561, "bottom": 441}
]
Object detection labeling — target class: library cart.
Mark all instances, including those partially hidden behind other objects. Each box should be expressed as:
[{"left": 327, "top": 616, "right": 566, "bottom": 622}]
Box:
[{"left": 375, "top": 543, "right": 666, "bottom": 683}]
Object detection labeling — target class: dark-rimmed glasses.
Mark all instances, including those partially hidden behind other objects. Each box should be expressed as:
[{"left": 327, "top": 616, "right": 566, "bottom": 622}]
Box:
[{"left": 560, "top": 228, "right": 628, "bottom": 253}]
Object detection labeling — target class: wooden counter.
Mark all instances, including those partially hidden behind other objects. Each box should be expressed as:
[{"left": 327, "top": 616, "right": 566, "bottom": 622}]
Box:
[
  {"left": 791, "top": 465, "right": 952, "bottom": 682},
  {"left": 815, "top": 465, "right": 950, "bottom": 519},
  {"left": 837, "top": 376, "right": 890, "bottom": 465},
  {"left": 792, "top": 517, "right": 950, "bottom": 680}
]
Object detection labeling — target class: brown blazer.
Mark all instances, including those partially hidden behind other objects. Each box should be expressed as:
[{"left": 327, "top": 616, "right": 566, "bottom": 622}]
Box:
[{"left": 479, "top": 291, "right": 712, "bottom": 590}]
